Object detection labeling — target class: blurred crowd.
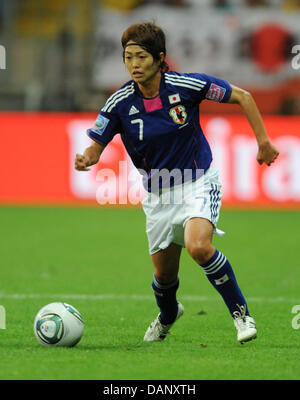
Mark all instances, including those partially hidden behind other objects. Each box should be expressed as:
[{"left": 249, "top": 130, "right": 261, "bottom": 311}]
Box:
[
  {"left": 100, "top": 0, "right": 300, "bottom": 11},
  {"left": 0, "top": 0, "right": 299, "bottom": 113}
]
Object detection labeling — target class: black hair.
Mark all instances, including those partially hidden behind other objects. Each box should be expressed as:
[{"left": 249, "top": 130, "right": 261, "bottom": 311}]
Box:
[{"left": 121, "top": 22, "right": 169, "bottom": 72}]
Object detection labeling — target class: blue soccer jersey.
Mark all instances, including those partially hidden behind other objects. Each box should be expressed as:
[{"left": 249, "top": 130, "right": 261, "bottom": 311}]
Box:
[{"left": 87, "top": 71, "right": 232, "bottom": 191}]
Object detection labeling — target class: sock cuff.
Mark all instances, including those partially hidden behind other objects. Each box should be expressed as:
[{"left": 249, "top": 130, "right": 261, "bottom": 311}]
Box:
[
  {"left": 153, "top": 274, "right": 179, "bottom": 290},
  {"left": 201, "top": 250, "right": 227, "bottom": 275}
]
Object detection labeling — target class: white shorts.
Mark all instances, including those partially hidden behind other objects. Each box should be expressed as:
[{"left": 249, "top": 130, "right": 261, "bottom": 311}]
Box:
[{"left": 142, "top": 167, "right": 224, "bottom": 255}]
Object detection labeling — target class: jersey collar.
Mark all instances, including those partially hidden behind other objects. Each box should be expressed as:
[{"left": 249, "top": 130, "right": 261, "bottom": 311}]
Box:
[{"left": 133, "top": 72, "right": 166, "bottom": 99}]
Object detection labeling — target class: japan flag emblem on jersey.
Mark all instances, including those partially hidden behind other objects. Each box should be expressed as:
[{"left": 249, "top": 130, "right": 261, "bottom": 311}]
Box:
[{"left": 168, "top": 93, "right": 181, "bottom": 104}]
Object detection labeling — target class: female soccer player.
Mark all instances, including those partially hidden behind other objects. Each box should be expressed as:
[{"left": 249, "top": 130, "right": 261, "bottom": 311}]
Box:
[{"left": 75, "top": 22, "right": 279, "bottom": 344}]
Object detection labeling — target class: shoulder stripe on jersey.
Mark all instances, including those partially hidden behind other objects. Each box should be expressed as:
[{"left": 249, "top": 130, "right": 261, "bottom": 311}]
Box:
[
  {"left": 105, "top": 88, "right": 135, "bottom": 112},
  {"left": 165, "top": 78, "right": 203, "bottom": 91},
  {"left": 102, "top": 85, "right": 131, "bottom": 111},
  {"left": 106, "top": 89, "right": 135, "bottom": 112},
  {"left": 103, "top": 82, "right": 134, "bottom": 106},
  {"left": 165, "top": 76, "right": 205, "bottom": 89},
  {"left": 102, "top": 83, "right": 134, "bottom": 112},
  {"left": 165, "top": 73, "right": 207, "bottom": 87}
]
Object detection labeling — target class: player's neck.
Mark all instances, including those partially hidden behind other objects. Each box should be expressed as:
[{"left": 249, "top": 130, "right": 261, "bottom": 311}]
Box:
[{"left": 138, "top": 70, "right": 161, "bottom": 99}]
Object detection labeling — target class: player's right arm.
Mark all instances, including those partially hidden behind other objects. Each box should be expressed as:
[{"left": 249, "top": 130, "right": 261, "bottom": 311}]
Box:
[
  {"left": 75, "top": 141, "right": 104, "bottom": 171},
  {"left": 75, "top": 100, "right": 122, "bottom": 171}
]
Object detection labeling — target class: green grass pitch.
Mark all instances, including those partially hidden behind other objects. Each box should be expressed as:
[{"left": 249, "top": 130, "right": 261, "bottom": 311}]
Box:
[{"left": 0, "top": 205, "right": 300, "bottom": 380}]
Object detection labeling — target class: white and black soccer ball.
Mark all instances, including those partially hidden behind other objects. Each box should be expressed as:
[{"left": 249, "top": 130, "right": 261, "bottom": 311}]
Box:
[{"left": 33, "top": 302, "right": 84, "bottom": 347}]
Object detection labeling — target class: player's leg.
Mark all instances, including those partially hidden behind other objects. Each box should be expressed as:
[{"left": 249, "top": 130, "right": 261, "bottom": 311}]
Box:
[
  {"left": 184, "top": 217, "right": 248, "bottom": 315},
  {"left": 184, "top": 217, "right": 257, "bottom": 343},
  {"left": 151, "top": 242, "right": 181, "bottom": 284},
  {"left": 144, "top": 243, "right": 184, "bottom": 341},
  {"left": 151, "top": 242, "right": 181, "bottom": 324}
]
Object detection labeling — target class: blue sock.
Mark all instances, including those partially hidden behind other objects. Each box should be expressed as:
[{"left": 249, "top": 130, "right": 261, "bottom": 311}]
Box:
[
  {"left": 201, "top": 249, "right": 249, "bottom": 317},
  {"left": 152, "top": 275, "right": 179, "bottom": 325}
]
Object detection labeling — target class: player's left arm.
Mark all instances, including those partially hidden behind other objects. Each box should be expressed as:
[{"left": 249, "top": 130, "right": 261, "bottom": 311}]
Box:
[{"left": 228, "top": 84, "right": 280, "bottom": 166}]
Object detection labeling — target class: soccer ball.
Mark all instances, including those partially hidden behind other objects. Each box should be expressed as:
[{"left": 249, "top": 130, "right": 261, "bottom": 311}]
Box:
[{"left": 33, "top": 302, "right": 84, "bottom": 347}]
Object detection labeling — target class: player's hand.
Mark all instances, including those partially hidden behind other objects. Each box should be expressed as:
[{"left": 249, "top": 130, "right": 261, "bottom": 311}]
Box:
[
  {"left": 75, "top": 154, "right": 91, "bottom": 171},
  {"left": 256, "top": 141, "right": 279, "bottom": 166}
]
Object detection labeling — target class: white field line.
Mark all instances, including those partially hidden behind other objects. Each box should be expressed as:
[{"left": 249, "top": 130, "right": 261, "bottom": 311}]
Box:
[{"left": 0, "top": 293, "right": 299, "bottom": 303}]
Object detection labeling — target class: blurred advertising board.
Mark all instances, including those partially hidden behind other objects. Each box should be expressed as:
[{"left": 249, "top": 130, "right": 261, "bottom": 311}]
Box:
[{"left": 0, "top": 112, "right": 299, "bottom": 208}]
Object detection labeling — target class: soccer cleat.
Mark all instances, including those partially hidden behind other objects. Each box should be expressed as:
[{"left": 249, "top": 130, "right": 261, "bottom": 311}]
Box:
[
  {"left": 233, "top": 304, "right": 257, "bottom": 344},
  {"left": 144, "top": 302, "right": 184, "bottom": 342}
]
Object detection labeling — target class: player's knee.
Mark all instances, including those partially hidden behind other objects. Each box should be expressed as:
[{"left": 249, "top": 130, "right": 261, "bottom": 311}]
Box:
[{"left": 186, "top": 240, "right": 212, "bottom": 265}]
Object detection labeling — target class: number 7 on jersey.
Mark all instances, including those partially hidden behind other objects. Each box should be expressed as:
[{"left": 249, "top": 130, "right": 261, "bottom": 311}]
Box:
[{"left": 131, "top": 119, "right": 144, "bottom": 141}]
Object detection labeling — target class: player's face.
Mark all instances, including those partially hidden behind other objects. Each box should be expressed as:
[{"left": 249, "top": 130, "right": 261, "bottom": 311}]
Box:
[{"left": 124, "top": 42, "right": 161, "bottom": 85}]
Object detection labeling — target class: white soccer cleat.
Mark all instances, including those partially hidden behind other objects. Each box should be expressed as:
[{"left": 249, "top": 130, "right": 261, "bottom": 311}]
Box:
[
  {"left": 233, "top": 305, "right": 257, "bottom": 344},
  {"left": 144, "top": 302, "right": 184, "bottom": 342}
]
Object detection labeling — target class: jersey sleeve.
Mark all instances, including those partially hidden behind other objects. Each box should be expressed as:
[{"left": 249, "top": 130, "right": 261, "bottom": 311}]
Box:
[
  {"left": 86, "top": 108, "right": 121, "bottom": 147},
  {"left": 185, "top": 72, "right": 232, "bottom": 104}
]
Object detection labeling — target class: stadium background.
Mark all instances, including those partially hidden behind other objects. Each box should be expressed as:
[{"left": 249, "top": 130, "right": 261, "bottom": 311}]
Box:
[
  {"left": 0, "top": 0, "right": 300, "bottom": 207},
  {"left": 0, "top": 0, "right": 300, "bottom": 382}
]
